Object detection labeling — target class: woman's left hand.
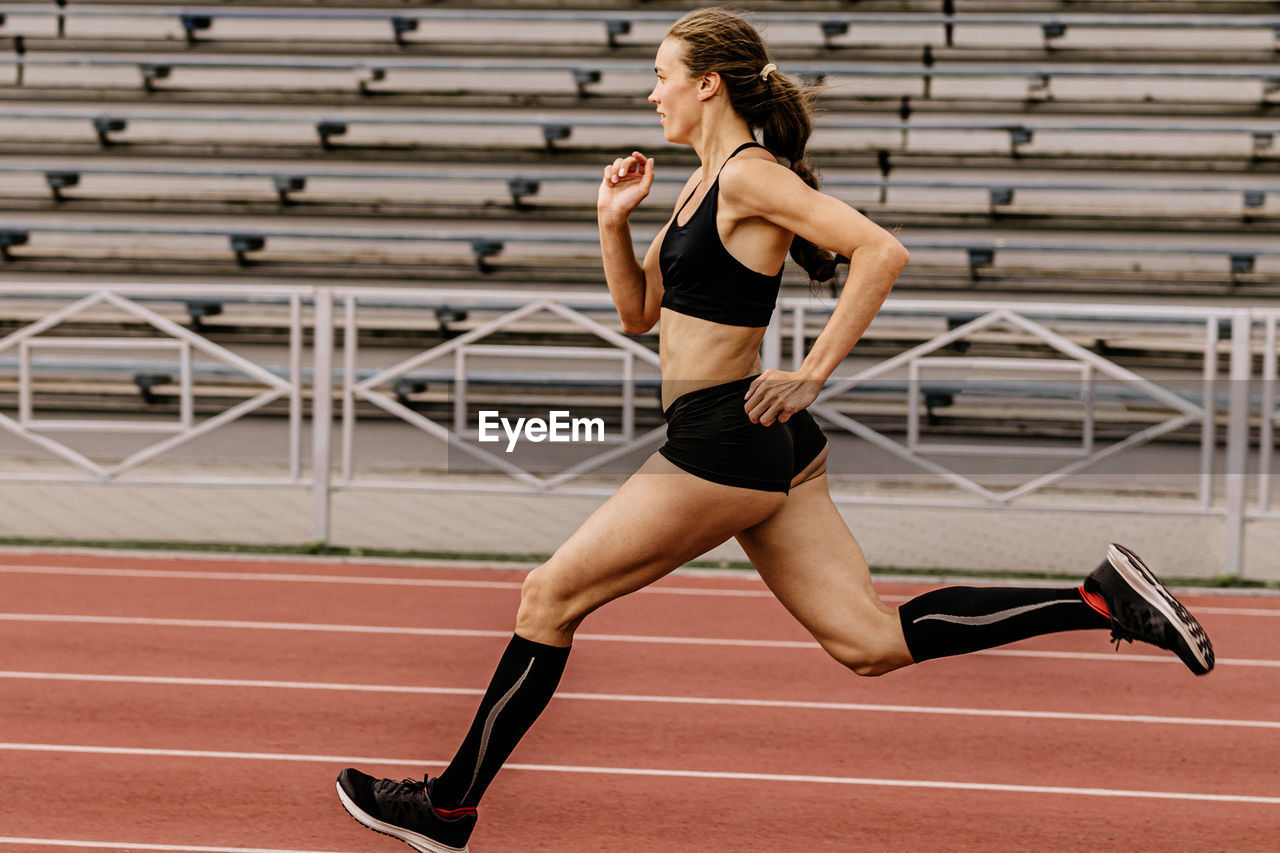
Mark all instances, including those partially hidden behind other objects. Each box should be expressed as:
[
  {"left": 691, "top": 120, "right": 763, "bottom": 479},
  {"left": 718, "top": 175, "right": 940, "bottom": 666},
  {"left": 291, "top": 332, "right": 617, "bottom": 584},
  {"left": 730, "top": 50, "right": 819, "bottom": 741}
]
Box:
[{"left": 744, "top": 370, "right": 821, "bottom": 426}]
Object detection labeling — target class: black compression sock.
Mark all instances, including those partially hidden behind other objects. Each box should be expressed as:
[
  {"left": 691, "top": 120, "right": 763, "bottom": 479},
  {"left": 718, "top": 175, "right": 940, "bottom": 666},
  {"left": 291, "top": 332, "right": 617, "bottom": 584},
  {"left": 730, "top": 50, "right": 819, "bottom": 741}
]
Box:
[
  {"left": 898, "top": 585, "right": 1109, "bottom": 663},
  {"left": 431, "top": 633, "right": 570, "bottom": 809}
]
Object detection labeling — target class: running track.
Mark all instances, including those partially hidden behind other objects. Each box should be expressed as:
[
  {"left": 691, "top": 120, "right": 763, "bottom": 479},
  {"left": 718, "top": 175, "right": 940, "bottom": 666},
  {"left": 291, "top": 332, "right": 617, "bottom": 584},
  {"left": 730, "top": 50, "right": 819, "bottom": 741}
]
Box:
[{"left": 1, "top": 551, "right": 1277, "bottom": 853}]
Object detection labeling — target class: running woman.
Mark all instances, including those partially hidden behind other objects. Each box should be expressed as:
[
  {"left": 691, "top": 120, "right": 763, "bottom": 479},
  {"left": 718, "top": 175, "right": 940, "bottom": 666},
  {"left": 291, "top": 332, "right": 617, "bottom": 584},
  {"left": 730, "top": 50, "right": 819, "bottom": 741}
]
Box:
[{"left": 336, "top": 8, "right": 1215, "bottom": 851}]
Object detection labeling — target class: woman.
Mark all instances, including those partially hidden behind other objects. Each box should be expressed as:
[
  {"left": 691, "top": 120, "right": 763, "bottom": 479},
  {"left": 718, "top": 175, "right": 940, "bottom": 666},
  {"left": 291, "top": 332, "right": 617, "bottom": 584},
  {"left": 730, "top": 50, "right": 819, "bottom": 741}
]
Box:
[{"left": 336, "top": 9, "right": 1214, "bottom": 852}]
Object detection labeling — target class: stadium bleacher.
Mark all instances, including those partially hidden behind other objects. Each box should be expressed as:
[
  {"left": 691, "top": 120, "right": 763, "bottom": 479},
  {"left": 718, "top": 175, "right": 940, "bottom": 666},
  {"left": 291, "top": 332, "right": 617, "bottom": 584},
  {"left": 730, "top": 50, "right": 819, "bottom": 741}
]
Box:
[
  {"left": 0, "top": 1, "right": 1276, "bottom": 288},
  {"left": 0, "top": 0, "right": 1277, "bottom": 441}
]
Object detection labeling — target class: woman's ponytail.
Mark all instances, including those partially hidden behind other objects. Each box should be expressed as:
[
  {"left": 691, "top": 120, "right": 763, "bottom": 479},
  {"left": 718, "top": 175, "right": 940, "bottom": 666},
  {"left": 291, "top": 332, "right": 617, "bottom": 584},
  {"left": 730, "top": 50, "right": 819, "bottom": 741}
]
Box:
[{"left": 756, "top": 71, "right": 839, "bottom": 286}]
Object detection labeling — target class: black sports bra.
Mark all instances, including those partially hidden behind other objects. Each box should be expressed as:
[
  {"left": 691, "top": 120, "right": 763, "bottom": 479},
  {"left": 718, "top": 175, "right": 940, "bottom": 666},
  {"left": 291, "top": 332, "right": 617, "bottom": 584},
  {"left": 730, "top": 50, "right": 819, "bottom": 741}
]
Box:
[{"left": 658, "top": 141, "right": 783, "bottom": 328}]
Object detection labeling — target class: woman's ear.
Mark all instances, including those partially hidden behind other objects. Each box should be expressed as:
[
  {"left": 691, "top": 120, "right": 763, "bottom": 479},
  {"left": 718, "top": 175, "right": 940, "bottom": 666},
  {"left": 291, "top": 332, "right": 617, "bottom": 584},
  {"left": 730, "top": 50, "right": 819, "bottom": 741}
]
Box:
[{"left": 697, "top": 71, "right": 721, "bottom": 101}]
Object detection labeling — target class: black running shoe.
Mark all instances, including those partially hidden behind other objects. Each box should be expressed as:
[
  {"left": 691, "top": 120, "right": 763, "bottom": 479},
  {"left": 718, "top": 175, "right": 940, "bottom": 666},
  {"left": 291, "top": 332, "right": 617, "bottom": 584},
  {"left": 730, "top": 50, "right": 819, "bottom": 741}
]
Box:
[
  {"left": 336, "top": 768, "right": 476, "bottom": 853},
  {"left": 1084, "top": 543, "right": 1215, "bottom": 675}
]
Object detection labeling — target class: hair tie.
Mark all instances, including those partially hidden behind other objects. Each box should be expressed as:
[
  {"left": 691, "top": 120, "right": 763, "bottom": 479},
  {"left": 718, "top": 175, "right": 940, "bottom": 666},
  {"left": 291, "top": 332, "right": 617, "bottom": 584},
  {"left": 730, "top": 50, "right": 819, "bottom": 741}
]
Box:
[{"left": 760, "top": 63, "right": 777, "bottom": 81}]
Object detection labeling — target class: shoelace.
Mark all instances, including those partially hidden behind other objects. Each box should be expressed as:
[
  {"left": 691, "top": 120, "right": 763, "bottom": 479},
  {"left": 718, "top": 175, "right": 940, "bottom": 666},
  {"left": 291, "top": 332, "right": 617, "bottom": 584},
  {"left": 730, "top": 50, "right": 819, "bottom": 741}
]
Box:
[
  {"left": 372, "top": 776, "right": 429, "bottom": 796},
  {"left": 379, "top": 777, "right": 476, "bottom": 820},
  {"left": 371, "top": 776, "right": 430, "bottom": 822}
]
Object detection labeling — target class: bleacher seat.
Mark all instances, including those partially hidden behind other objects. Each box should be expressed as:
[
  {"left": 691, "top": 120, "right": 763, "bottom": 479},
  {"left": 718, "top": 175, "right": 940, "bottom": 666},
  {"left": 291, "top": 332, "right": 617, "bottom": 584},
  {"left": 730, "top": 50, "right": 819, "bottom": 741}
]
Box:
[{"left": 0, "top": 2, "right": 1276, "bottom": 333}]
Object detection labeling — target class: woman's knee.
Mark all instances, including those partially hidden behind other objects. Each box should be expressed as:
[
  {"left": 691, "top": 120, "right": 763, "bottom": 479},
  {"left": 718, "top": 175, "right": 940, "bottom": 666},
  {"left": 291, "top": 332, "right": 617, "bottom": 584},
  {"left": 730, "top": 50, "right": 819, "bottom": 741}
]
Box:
[
  {"left": 515, "top": 565, "right": 587, "bottom": 639},
  {"left": 821, "top": 635, "right": 912, "bottom": 678}
]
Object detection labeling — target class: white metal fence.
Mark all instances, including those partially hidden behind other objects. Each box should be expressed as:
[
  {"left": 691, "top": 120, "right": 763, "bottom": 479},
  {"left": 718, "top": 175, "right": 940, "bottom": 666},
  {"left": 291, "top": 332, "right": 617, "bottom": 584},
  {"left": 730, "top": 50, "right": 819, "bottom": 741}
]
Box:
[{"left": 0, "top": 282, "right": 1271, "bottom": 577}]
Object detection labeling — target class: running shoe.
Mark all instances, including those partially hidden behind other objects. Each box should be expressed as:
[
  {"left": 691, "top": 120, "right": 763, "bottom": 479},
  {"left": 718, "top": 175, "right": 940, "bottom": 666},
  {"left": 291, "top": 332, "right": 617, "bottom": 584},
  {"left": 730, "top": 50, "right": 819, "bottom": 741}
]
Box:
[
  {"left": 336, "top": 768, "right": 476, "bottom": 853},
  {"left": 1084, "top": 543, "right": 1215, "bottom": 675}
]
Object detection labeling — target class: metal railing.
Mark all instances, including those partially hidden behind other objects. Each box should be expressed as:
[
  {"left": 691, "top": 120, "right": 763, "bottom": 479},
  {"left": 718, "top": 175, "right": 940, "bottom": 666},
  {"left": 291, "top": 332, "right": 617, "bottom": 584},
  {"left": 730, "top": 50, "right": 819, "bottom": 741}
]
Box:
[
  {"left": 0, "top": 282, "right": 307, "bottom": 482},
  {"left": 1, "top": 282, "right": 1275, "bottom": 576}
]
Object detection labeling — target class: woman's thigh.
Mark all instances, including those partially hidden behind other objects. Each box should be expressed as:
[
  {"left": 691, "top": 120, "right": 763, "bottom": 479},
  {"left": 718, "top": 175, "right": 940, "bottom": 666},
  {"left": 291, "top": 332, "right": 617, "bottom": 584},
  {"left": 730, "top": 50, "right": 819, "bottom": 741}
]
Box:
[
  {"left": 518, "top": 452, "right": 786, "bottom": 644},
  {"left": 734, "top": 474, "right": 912, "bottom": 675}
]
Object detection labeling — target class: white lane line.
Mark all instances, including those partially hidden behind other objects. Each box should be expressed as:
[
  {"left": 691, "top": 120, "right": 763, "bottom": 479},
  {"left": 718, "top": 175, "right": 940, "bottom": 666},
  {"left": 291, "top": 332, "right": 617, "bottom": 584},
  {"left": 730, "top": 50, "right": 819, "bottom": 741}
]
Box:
[
  {"left": 972, "top": 648, "right": 1279, "bottom": 667},
  {"left": 0, "top": 613, "right": 806, "bottom": 647},
  {"left": 1, "top": 612, "right": 1276, "bottom": 667},
  {"left": 3, "top": 669, "right": 1276, "bottom": 730},
  {"left": 1115, "top": 602, "right": 1280, "bottom": 617},
  {"left": 2, "top": 742, "right": 1276, "bottom": 806},
  {"left": 0, "top": 564, "right": 526, "bottom": 589},
  {"left": 880, "top": 600, "right": 1280, "bottom": 616},
  {"left": 0, "top": 839, "right": 347, "bottom": 853},
  {"left": 0, "top": 564, "right": 772, "bottom": 598}
]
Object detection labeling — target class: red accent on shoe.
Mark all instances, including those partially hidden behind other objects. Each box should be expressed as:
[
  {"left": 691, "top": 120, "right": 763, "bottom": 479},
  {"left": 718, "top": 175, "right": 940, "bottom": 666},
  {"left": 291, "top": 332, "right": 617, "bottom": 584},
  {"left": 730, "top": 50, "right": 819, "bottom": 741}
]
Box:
[
  {"left": 1079, "top": 585, "right": 1110, "bottom": 618},
  {"left": 434, "top": 805, "right": 477, "bottom": 818}
]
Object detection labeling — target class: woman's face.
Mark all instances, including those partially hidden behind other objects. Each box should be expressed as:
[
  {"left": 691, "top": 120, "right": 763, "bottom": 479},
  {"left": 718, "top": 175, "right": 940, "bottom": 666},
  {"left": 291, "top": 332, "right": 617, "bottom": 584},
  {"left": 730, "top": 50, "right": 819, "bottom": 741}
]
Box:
[{"left": 649, "top": 38, "right": 701, "bottom": 144}]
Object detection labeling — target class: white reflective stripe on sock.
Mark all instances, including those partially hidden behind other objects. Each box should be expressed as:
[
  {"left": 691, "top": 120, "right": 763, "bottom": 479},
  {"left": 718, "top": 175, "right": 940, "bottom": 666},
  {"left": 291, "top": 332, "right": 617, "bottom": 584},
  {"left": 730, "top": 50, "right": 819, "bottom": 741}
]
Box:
[
  {"left": 912, "top": 599, "right": 1081, "bottom": 627},
  {"left": 459, "top": 658, "right": 533, "bottom": 805}
]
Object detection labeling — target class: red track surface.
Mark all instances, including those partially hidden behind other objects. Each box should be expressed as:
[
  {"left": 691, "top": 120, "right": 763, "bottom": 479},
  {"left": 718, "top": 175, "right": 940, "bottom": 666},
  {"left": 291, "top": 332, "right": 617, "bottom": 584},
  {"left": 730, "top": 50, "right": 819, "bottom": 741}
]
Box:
[{"left": 1, "top": 551, "right": 1277, "bottom": 852}]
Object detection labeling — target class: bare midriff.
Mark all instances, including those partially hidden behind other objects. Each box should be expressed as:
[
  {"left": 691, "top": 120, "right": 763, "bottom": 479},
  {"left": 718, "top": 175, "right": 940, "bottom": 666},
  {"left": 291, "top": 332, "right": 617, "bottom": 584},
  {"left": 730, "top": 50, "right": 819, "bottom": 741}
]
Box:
[{"left": 658, "top": 307, "right": 766, "bottom": 411}]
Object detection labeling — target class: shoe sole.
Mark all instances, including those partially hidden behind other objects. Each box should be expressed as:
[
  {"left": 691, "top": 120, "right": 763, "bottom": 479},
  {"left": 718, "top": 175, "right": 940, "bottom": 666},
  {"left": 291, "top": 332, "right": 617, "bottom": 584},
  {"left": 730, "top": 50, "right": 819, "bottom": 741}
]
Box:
[
  {"left": 1107, "top": 543, "right": 1214, "bottom": 675},
  {"left": 335, "top": 779, "right": 470, "bottom": 853}
]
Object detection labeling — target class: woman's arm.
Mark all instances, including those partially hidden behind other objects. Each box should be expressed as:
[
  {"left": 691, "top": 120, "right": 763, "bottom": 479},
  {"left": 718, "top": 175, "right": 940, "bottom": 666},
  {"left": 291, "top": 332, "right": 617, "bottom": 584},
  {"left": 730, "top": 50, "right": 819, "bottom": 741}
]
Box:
[
  {"left": 721, "top": 159, "right": 910, "bottom": 424},
  {"left": 597, "top": 151, "right": 692, "bottom": 335}
]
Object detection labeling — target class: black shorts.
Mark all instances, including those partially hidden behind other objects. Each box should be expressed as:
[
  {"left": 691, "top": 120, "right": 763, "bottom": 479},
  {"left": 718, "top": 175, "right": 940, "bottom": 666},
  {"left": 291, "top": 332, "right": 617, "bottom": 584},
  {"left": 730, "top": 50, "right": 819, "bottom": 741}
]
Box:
[{"left": 658, "top": 376, "right": 829, "bottom": 493}]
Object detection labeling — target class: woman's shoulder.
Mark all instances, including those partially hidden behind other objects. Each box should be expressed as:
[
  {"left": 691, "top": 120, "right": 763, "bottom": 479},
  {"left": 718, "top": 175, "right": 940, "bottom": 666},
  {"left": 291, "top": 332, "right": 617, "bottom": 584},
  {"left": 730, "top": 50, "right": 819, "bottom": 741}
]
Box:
[
  {"left": 719, "top": 151, "right": 792, "bottom": 189},
  {"left": 717, "top": 152, "right": 802, "bottom": 215}
]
